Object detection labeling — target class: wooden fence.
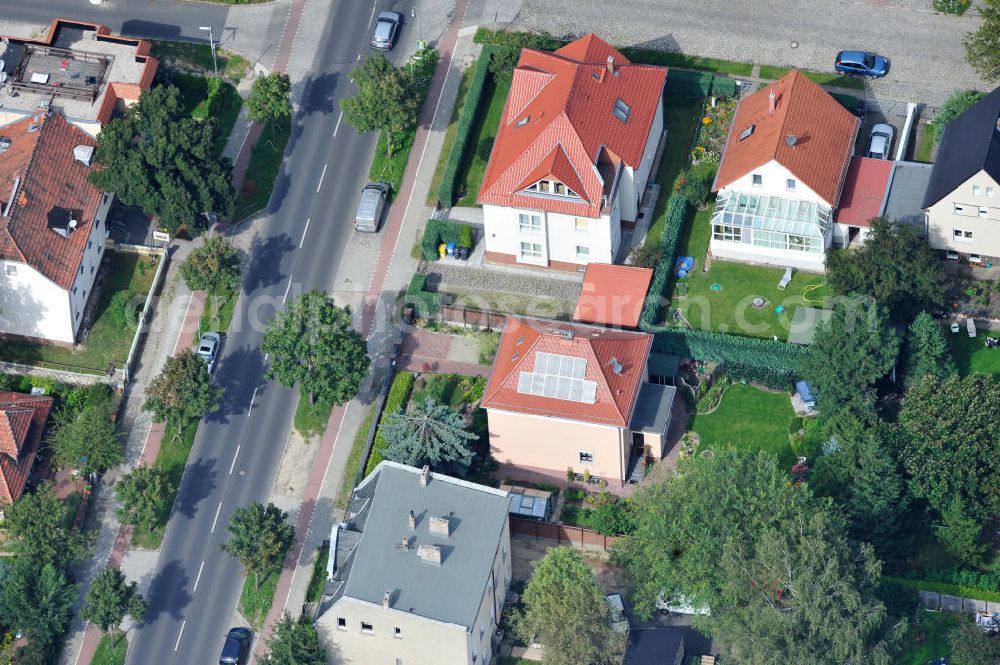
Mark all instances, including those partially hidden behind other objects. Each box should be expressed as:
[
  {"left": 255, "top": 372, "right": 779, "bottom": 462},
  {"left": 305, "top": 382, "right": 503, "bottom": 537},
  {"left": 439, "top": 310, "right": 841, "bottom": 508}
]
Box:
[
  {"left": 440, "top": 304, "right": 507, "bottom": 331},
  {"left": 510, "top": 516, "right": 620, "bottom": 551}
]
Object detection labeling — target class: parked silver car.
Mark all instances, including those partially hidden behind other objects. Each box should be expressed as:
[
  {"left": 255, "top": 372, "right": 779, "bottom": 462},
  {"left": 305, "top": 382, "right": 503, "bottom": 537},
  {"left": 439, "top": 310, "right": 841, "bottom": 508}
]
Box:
[
  {"left": 197, "top": 332, "right": 221, "bottom": 373},
  {"left": 867, "top": 123, "right": 895, "bottom": 160},
  {"left": 354, "top": 182, "right": 390, "bottom": 232}
]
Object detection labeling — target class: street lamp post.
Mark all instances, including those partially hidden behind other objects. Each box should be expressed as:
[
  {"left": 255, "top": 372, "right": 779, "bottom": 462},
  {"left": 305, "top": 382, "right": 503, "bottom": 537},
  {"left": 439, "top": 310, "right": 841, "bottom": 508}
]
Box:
[{"left": 199, "top": 26, "right": 218, "bottom": 76}]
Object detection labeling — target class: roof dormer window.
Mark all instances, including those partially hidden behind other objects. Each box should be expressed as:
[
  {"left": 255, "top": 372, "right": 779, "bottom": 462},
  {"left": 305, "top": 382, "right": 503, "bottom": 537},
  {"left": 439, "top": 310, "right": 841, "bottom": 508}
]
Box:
[
  {"left": 526, "top": 179, "right": 579, "bottom": 198},
  {"left": 612, "top": 98, "right": 630, "bottom": 123}
]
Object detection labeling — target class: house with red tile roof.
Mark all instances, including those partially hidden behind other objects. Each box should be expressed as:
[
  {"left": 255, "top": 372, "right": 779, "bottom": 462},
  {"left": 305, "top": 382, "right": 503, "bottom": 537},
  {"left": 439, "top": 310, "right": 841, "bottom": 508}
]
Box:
[
  {"left": 0, "top": 111, "right": 111, "bottom": 343},
  {"left": 478, "top": 34, "right": 667, "bottom": 270},
  {"left": 482, "top": 317, "right": 676, "bottom": 488},
  {"left": 710, "top": 70, "right": 860, "bottom": 271},
  {"left": 0, "top": 391, "right": 54, "bottom": 504},
  {"left": 833, "top": 156, "right": 894, "bottom": 245},
  {"left": 573, "top": 263, "right": 653, "bottom": 329},
  {"left": 0, "top": 20, "right": 158, "bottom": 138}
]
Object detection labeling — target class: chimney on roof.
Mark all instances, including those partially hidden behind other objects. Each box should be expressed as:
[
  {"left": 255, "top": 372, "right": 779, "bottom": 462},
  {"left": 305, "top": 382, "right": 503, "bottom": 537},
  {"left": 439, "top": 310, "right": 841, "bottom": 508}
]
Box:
[
  {"left": 400, "top": 535, "right": 412, "bottom": 549},
  {"left": 408, "top": 510, "right": 415, "bottom": 529},
  {"left": 768, "top": 90, "right": 776, "bottom": 115},
  {"left": 383, "top": 590, "right": 392, "bottom": 609},
  {"left": 417, "top": 544, "right": 442, "bottom": 565},
  {"left": 429, "top": 515, "right": 451, "bottom": 537},
  {"left": 419, "top": 465, "right": 430, "bottom": 486},
  {"left": 606, "top": 55, "right": 615, "bottom": 76}
]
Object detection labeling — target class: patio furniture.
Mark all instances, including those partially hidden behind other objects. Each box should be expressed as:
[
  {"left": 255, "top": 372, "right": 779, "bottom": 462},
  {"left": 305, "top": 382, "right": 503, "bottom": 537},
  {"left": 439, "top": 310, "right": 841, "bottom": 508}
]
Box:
[
  {"left": 986, "top": 337, "right": 999, "bottom": 349},
  {"left": 951, "top": 321, "right": 960, "bottom": 334},
  {"left": 967, "top": 318, "right": 977, "bottom": 338},
  {"left": 778, "top": 267, "right": 793, "bottom": 290}
]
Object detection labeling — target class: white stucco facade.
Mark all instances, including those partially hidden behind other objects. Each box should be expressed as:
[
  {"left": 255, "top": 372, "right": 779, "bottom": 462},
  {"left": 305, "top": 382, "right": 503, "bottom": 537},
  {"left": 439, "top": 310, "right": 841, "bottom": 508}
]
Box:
[
  {"left": 925, "top": 170, "right": 1000, "bottom": 258},
  {"left": 721, "top": 160, "right": 832, "bottom": 207},
  {"left": 483, "top": 203, "right": 619, "bottom": 268},
  {"left": 620, "top": 100, "right": 664, "bottom": 223},
  {"left": 0, "top": 192, "right": 112, "bottom": 344}
]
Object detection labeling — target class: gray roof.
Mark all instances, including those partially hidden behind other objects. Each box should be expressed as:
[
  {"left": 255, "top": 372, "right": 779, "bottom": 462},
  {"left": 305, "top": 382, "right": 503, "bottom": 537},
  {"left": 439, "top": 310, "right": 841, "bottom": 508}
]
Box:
[
  {"left": 647, "top": 352, "right": 680, "bottom": 380},
  {"left": 787, "top": 306, "right": 834, "bottom": 346},
  {"left": 922, "top": 86, "right": 1000, "bottom": 209},
  {"left": 625, "top": 627, "right": 685, "bottom": 665},
  {"left": 629, "top": 383, "right": 676, "bottom": 434},
  {"left": 884, "top": 161, "right": 932, "bottom": 228},
  {"left": 335, "top": 462, "right": 510, "bottom": 628}
]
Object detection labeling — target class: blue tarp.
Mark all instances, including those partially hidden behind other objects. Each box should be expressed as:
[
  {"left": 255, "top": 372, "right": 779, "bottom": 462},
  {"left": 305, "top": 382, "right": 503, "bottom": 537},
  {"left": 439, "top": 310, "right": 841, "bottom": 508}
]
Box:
[
  {"left": 674, "top": 256, "right": 694, "bottom": 278},
  {"left": 796, "top": 380, "right": 816, "bottom": 407}
]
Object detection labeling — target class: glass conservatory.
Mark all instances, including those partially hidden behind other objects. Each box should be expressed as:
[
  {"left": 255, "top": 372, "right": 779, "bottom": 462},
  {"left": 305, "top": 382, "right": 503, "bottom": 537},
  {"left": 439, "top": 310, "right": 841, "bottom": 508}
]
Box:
[{"left": 711, "top": 192, "right": 832, "bottom": 253}]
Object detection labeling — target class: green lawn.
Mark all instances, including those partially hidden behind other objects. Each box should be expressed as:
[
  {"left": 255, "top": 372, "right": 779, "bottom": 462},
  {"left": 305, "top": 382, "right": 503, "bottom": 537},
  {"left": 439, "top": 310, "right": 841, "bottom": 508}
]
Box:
[
  {"left": 132, "top": 418, "right": 198, "bottom": 550},
  {"left": 454, "top": 73, "right": 512, "bottom": 206},
  {"left": 755, "top": 65, "right": 866, "bottom": 90},
  {"left": 236, "top": 115, "right": 292, "bottom": 219},
  {"left": 560, "top": 502, "right": 599, "bottom": 530},
  {"left": 150, "top": 41, "right": 250, "bottom": 83},
  {"left": 306, "top": 542, "right": 330, "bottom": 604},
  {"left": 171, "top": 73, "right": 243, "bottom": 157},
  {"left": 690, "top": 384, "right": 796, "bottom": 468},
  {"left": 91, "top": 634, "right": 127, "bottom": 665},
  {"left": 950, "top": 332, "right": 1000, "bottom": 376},
  {"left": 894, "top": 610, "right": 957, "bottom": 665},
  {"left": 239, "top": 569, "right": 279, "bottom": 629},
  {"left": 197, "top": 287, "right": 238, "bottom": 339},
  {"left": 336, "top": 403, "right": 378, "bottom": 510},
  {"left": 0, "top": 252, "right": 157, "bottom": 373},
  {"left": 669, "top": 204, "right": 831, "bottom": 340},
  {"left": 621, "top": 47, "right": 753, "bottom": 76},
  {"left": 294, "top": 394, "right": 335, "bottom": 439},
  {"left": 427, "top": 66, "right": 474, "bottom": 207},
  {"left": 914, "top": 129, "right": 935, "bottom": 163}
]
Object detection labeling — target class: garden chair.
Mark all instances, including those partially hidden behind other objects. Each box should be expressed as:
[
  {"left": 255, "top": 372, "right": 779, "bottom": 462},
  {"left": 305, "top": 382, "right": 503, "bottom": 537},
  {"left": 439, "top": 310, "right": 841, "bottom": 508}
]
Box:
[{"left": 778, "top": 267, "right": 793, "bottom": 290}]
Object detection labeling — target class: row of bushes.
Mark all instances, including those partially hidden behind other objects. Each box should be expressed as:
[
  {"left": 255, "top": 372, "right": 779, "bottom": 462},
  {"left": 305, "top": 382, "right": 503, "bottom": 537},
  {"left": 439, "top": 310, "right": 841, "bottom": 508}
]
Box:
[
  {"left": 724, "top": 360, "right": 797, "bottom": 391},
  {"left": 404, "top": 273, "right": 443, "bottom": 316},
  {"left": 884, "top": 576, "right": 1000, "bottom": 603},
  {"left": 663, "top": 68, "right": 738, "bottom": 98},
  {"left": 639, "top": 194, "right": 690, "bottom": 328},
  {"left": 653, "top": 328, "right": 806, "bottom": 374},
  {"left": 366, "top": 372, "right": 416, "bottom": 475},
  {"left": 906, "top": 568, "right": 1000, "bottom": 594},
  {"left": 421, "top": 218, "right": 474, "bottom": 260},
  {"left": 437, "top": 47, "right": 496, "bottom": 207}
]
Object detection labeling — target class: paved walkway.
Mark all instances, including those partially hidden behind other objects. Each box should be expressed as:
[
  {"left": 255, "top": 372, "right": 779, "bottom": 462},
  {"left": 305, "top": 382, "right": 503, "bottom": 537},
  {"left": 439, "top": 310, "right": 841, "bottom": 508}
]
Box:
[{"left": 398, "top": 328, "right": 490, "bottom": 377}]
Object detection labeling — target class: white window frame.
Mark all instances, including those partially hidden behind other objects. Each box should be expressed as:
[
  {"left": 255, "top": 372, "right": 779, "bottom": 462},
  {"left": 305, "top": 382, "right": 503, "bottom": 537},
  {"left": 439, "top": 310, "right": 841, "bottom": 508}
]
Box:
[
  {"left": 979, "top": 206, "right": 989, "bottom": 218},
  {"left": 518, "top": 213, "right": 542, "bottom": 235},
  {"left": 575, "top": 217, "right": 590, "bottom": 231},
  {"left": 394, "top": 626, "right": 402, "bottom": 639},
  {"left": 988, "top": 187, "right": 995, "bottom": 198},
  {"left": 361, "top": 622, "right": 374, "bottom": 634},
  {"left": 786, "top": 178, "right": 796, "bottom": 192},
  {"left": 579, "top": 451, "right": 594, "bottom": 464},
  {"left": 973, "top": 184, "right": 981, "bottom": 196},
  {"left": 575, "top": 245, "right": 590, "bottom": 260},
  {"left": 336, "top": 618, "right": 347, "bottom": 631},
  {"left": 519, "top": 242, "right": 543, "bottom": 260},
  {"left": 5, "top": 264, "right": 15, "bottom": 276},
  {"left": 954, "top": 203, "right": 965, "bottom": 215},
  {"left": 953, "top": 228, "right": 973, "bottom": 243},
  {"left": 752, "top": 174, "right": 763, "bottom": 187}
]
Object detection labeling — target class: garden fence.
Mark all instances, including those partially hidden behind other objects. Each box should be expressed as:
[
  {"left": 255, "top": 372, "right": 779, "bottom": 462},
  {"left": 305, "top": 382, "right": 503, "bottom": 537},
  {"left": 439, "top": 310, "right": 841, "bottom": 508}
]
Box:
[
  {"left": 509, "top": 516, "right": 619, "bottom": 551},
  {"left": 123, "top": 246, "right": 169, "bottom": 386}
]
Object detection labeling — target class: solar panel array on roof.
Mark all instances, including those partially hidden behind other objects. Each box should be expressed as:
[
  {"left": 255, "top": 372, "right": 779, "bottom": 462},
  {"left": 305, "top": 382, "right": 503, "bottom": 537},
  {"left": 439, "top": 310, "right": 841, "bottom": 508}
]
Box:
[{"left": 516, "top": 351, "right": 597, "bottom": 403}]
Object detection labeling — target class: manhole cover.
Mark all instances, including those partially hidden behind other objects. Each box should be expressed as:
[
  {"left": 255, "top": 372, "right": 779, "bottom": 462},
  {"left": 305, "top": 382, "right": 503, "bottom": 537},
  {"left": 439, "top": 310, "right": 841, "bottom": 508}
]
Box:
[{"left": 790, "top": 40, "right": 799, "bottom": 48}]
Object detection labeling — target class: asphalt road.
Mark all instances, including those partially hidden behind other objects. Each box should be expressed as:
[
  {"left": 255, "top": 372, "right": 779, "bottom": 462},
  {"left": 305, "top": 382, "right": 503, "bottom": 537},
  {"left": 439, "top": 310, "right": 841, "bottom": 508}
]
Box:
[
  {"left": 4, "top": 0, "right": 227, "bottom": 41},
  {"left": 125, "top": 1, "right": 414, "bottom": 662}
]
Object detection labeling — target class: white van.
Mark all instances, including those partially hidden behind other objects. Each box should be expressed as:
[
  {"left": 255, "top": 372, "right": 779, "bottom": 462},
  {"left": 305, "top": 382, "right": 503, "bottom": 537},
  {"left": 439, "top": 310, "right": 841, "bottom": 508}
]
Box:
[{"left": 354, "top": 182, "right": 390, "bottom": 232}]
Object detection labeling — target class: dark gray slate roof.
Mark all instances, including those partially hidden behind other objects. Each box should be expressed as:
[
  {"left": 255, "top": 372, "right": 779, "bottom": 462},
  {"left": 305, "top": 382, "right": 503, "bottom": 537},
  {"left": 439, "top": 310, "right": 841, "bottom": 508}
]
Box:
[
  {"left": 884, "top": 161, "right": 933, "bottom": 228},
  {"left": 625, "top": 627, "right": 685, "bottom": 665},
  {"left": 647, "top": 352, "right": 680, "bottom": 380},
  {"left": 335, "top": 462, "right": 510, "bottom": 628},
  {"left": 922, "top": 86, "right": 1000, "bottom": 209},
  {"left": 629, "top": 383, "right": 676, "bottom": 434}
]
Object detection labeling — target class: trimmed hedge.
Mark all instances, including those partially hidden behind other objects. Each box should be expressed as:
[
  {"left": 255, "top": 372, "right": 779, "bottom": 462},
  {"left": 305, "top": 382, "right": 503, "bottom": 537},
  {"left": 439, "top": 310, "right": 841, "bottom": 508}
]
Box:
[
  {"left": 437, "top": 47, "right": 495, "bottom": 207},
  {"left": 472, "top": 28, "right": 566, "bottom": 50},
  {"left": 404, "top": 272, "right": 442, "bottom": 316},
  {"left": 664, "top": 69, "right": 737, "bottom": 98},
  {"left": 640, "top": 194, "right": 689, "bottom": 328},
  {"left": 421, "top": 219, "right": 473, "bottom": 260},
  {"left": 724, "top": 360, "right": 796, "bottom": 391},
  {"left": 906, "top": 568, "right": 1000, "bottom": 595},
  {"left": 653, "top": 328, "right": 805, "bottom": 374},
  {"left": 366, "top": 372, "right": 416, "bottom": 474},
  {"left": 884, "top": 576, "right": 1000, "bottom": 603}
]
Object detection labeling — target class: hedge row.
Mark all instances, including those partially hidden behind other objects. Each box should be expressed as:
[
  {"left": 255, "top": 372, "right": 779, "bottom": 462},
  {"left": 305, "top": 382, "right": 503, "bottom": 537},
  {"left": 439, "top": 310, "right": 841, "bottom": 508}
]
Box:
[
  {"left": 640, "top": 194, "right": 689, "bottom": 328},
  {"left": 366, "top": 371, "right": 416, "bottom": 475},
  {"left": 653, "top": 328, "right": 806, "bottom": 374},
  {"left": 907, "top": 568, "right": 1000, "bottom": 595},
  {"left": 472, "top": 28, "right": 566, "bottom": 50},
  {"left": 664, "top": 69, "right": 737, "bottom": 98},
  {"left": 884, "top": 576, "right": 1000, "bottom": 603},
  {"left": 421, "top": 218, "right": 473, "bottom": 260},
  {"left": 724, "top": 361, "right": 797, "bottom": 391},
  {"left": 437, "top": 47, "right": 495, "bottom": 207},
  {"left": 404, "top": 272, "right": 442, "bottom": 316}
]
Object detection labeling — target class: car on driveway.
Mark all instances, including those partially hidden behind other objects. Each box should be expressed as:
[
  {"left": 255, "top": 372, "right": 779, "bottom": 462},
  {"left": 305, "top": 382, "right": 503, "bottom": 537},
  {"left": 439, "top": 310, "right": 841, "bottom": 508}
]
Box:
[
  {"left": 867, "top": 123, "right": 895, "bottom": 160},
  {"left": 835, "top": 50, "right": 890, "bottom": 77},
  {"left": 371, "top": 11, "right": 403, "bottom": 50},
  {"left": 219, "top": 627, "right": 253, "bottom": 665},
  {"left": 197, "top": 332, "right": 221, "bottom": 374}
]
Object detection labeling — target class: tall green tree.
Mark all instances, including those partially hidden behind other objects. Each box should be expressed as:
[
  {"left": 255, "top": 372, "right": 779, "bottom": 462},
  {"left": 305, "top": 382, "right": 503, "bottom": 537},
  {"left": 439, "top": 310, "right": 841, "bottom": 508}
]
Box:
[
  {"left": 247, "top": 72, "right": 293, "bottom": 124},
  {"left": 929, "top": 90, "right": 987, "bottom": 141},
  {"left": 516, "top": 547, "right": 625, "bottom": 665},
  {"left": 799, "top": 301, "right": 899, "bottom": 421},
  {"left": 0, "top": 562, "right": 76, "bottom": 656},
  {"left": 115, "top": 465, "right": 170, "bottom": 531},
  {"left": 904, "top": 311, "right": 956, "bottom": 387},
  {"left": 143, "top": 349, "right": 223, "bottom": 431},
  {"left": 4, "top": 484, "right": 87, "bottom": 570},
  {"left": 180, "top": 236, "right": 242, "bottom": 294},
  {"left": 964, "top": 0, "right": 1000, "bottom": 81},
  {"left": 260, "top": 613, "right": 327, "bottom": 665},
  {"left": 899, "top": 374, "right": 1000, "bottom": 523},
  {"left": 381, "top": 397, "right": 476, "bottom": 474},
  {"left": 933, "top": 495, "right": 989, "bottom": 568},
  {"left": 260, "top": 290, "right": 369, "bottom": 406},
  {"left": 221, "top": 502, "right": 295, "bottom": 589},
  {"left": 339, "top": 54, "right": 419, "bottom": 157},
  {"left": 89, "top": 85, "right": 235, "bottom": 234},
  {"left": 81, "top": 568, "right": 146, "bottom": 647},
  {"left": 50, "top": 399, "right": 122, "bottom": 475},
  {"left": 825, "top": 218, "right": 945, "bottom": 321},
  {"left": 715, "top": 510, "right": 906, "bottom": 665},
  {"left": 949, "top": 619, "right": 1000, "bottom": 665}
]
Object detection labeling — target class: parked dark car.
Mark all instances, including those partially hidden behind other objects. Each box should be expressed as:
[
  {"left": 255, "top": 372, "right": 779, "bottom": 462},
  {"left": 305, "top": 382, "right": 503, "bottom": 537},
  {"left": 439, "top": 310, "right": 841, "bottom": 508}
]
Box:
[
  {"left": 835, "top": 50, "right": 890, "bottom": 77},
  {"left": 219, "top": 627, "right": 253, "bottom": 665},
  {"left": 371, "top": 11, "right": 403, "bottom": 50}
]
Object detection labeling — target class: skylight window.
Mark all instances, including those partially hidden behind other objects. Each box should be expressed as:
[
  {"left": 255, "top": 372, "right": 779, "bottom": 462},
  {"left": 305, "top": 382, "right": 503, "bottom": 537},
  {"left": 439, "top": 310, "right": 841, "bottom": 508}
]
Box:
[
  {"left": 738, "top": 125, "right": 755, "bottom": 141},
  {"left": 515, "top": 116, "right": 529, "bottom": 128},
  {"left": 612, "top": 99, "right": 631, "bottom": 123}
]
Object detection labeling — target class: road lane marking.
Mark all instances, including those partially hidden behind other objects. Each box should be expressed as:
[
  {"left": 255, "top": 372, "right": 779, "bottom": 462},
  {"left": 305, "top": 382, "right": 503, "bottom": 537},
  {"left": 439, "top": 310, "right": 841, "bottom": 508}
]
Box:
[
  {"left": 248, "top": 386, "right": 259, "bottom": 416},
  {"left": 300, "top": 218, "right": 311, "bottom": 248},
  {"left": 333, "top": 111, "right": 344, "bottom": 137},
  {"left": 193, "top": 561, "right": 205, "bottom": 593},
  {"left": 356, "top": 53, "right": 361, "bottom": 61},
  {"left": 317, "top": 165, "right": 327, "bottom": 193},
  {"left": 230, "top": 444, "right": 242, "bottom": 475},
  {"left": 368, "top": 2, "right": 377, "bottom": 27},
  {"left": 282, "top": 279, "right": 293, "bottom": 304},
  {"left": 211, "top": 501, "right": 223, "bottom": 533},
  {"left": 174, "top": 620, "right": 186, "bottom": 651}
]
